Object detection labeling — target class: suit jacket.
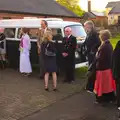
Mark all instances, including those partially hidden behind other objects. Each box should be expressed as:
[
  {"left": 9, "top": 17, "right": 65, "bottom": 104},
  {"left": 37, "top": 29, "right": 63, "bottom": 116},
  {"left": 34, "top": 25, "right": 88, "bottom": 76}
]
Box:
[
  {"left": 62, "top": 35, "right": 77, "bottom": 59},
  {"left": 37, "top": 27, "right": 51, "bottom": 48},
  {"left": 112, "top": 41, "right": 120, "bottom": 80},
  {"left": 84, "top": 30, "right": 101, "bottom": 55}
]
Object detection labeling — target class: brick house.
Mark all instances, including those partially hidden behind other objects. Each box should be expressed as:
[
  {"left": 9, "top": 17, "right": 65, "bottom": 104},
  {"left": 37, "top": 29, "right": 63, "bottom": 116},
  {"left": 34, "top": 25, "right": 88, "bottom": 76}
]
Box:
[
  {"left": 0, "top": 0, "right": 80, "bottom": 22},
  {"left": 81, "top": 0, "right": 108, "bottom": 28}
]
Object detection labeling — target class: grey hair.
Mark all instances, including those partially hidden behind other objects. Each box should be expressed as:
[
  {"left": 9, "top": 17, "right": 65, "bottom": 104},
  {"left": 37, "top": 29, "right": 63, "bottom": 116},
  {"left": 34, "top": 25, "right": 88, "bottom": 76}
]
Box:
[
  {"left": 64, "top": 27, "right": 72, "bottom": 32},
  {"left": 84, "top": 20, "right": 95, "bottom": 29}
]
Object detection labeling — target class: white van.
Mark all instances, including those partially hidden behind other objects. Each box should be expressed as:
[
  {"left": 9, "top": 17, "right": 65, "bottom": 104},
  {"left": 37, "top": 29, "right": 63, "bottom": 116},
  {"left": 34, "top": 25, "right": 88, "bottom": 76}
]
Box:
[{"left": 0, "top": 18, "right": 87, "bottom": 69}]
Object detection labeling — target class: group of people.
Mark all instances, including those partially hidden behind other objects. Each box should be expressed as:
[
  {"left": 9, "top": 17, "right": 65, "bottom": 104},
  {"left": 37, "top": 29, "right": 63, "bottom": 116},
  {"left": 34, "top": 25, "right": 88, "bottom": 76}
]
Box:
[
  {"left": 2, "top": 19, "right": 120, "bottom": 110},
  {"left": 19, "top": 20, "right": 77, "bottom": 91},
  {"left": 84, "top": 21, "right": 120, "bottom": 110}
]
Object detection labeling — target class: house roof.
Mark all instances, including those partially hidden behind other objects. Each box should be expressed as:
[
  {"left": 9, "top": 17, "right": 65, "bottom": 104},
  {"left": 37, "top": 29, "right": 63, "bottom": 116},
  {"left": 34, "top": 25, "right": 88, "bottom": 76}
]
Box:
[
  {"left": 0, "top": 0, "right": 78, "bottom": 18},
  {"left": 106, "top": 1, "right": 119, "bottom": 8},
  {"left": 92, "top": 11, "right": 105, "bottom": 17},
  {"left": 83, "top": 11, "right": 106, "bottom": 19},
  {"left": 109, "top": 3, "right": 120, "bottom": 14},
  {"left": 106, "top": 1, "right": 120, "bottom": 14},
  {"left": 83, "top": 12, "right": 96, "bottom": 19}
]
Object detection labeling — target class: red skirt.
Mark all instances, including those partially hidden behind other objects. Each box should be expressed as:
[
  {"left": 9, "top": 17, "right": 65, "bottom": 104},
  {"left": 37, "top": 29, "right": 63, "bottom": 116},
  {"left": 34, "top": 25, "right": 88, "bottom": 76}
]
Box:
[{"left": 94, "top": 69, "right": 116, "bottom": 96}]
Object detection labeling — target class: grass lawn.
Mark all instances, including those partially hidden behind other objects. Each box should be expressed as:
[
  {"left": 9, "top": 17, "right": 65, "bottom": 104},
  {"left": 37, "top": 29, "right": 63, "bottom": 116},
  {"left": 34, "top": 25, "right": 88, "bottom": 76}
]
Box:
[
  {"left": 110, "top": 34, "right": 120, "bottom": 49},
  {"left": 76, "top": 67, "right": 88, "bottom": 79}
]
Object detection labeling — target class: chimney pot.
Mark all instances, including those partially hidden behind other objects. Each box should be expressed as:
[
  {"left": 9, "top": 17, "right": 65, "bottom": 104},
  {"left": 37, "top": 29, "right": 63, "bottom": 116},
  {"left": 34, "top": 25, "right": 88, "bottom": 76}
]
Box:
[{"left": 88, "top": 0, "right": 91, "bottom": 12}]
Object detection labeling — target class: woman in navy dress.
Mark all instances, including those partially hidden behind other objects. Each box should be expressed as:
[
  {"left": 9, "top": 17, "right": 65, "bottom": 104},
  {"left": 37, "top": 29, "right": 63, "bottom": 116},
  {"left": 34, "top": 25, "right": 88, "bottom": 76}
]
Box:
[{"left": 41, "top": 31, "right": 57, "bottom": 91}]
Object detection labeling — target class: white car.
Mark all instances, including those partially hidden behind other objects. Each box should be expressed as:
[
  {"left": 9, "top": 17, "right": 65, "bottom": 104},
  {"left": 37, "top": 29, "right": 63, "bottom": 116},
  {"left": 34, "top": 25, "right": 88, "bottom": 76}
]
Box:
[{"left": 0, "top": 18, "right": 88, "bottom": 69}]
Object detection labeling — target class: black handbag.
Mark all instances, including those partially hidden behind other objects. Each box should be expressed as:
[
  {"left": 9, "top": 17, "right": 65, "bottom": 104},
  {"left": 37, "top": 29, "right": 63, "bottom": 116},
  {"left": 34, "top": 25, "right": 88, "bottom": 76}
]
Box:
[{"left": 45, "top": 43, "right": 56, "bottom": 57}]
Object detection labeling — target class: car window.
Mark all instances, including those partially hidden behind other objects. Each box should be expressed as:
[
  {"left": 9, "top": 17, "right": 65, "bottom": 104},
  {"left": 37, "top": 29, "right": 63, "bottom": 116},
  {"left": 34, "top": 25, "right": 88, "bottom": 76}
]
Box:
[
  {"left": 17, "top": 28, "right": 39, "bottom": 39},
  {"left": 64, "top": 25, "right": 87, "bottom": 38},
  {"left": 4, "top": 28, "right": 15, "bottom": 38},
  {"left": 29, "top": 28, "right": 39, "bottom": 39},
  {"left": 51, "top": 28, "right": 63, "bottom": 41}
]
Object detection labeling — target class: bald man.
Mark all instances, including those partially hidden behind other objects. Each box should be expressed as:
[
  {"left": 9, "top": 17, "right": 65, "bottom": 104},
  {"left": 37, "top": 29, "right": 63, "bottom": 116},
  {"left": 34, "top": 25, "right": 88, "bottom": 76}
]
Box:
[{"left": 62, "top": 27, "right": 77, "bottom": 83}]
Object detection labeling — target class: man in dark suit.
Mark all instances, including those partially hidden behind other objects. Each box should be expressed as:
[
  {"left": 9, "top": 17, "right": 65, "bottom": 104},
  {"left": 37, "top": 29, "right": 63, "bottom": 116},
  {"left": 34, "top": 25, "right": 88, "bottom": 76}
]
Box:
[
  {"left": 84, "top": 21, "right": 101, "bottom": 92},
  {"left": 62, "top": 27, "right": 77, "bottom": 83},
  {"left": 84, "top": 21, "right": 101, "bottom": 65}
]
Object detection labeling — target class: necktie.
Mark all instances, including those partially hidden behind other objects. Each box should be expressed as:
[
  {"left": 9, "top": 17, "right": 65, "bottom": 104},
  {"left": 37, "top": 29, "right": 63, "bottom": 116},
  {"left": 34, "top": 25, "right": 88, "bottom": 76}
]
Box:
[{"left": 66, "top": 37, "right": 69, "bottom": 42}]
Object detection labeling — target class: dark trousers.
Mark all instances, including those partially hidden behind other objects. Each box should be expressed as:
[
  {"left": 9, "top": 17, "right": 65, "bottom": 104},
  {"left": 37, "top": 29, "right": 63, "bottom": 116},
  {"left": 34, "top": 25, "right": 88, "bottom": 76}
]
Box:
[
  {"left": 86, "top": 70, "right": 96, "bottom": 91},
  {"left": 116, "top": 79, "right": 120, "bottom": 107},
  {"left": 39, "top": 54, "right": 45, "bottom": 77},
  {"left": 64, "top": 58, "right": 75, "bottom": 82},
  {"left": 87, "top": 53, "right": 95, "bottom": 65}
]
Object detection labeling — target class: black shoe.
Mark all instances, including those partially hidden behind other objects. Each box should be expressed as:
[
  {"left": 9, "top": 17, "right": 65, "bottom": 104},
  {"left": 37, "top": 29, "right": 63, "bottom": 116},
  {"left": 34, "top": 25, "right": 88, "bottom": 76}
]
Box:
[
  {"left": 45, "top": 88, "right": 49, "bottom": 91},
  {"left": 3, "top": 61, "right": 6, "bottom": 68},
  {"left": 63, "top": 79, "right": 68, "bottom": 83},
  {"left": 40, "top": 76, "right": 44, "bottom": 79},
  {"left": 0, "top": 60, "right": 4, "bottom": 69},
  {"left": 53, "top": 88, "right": 57, "bottom": 92}
]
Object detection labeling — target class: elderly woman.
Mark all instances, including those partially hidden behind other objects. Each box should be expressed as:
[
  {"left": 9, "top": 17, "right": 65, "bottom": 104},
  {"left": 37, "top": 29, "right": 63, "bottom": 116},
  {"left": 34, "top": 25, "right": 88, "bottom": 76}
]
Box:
[
  {"left": 19, "top": 28, "right": 32, "bottom": 76},
  {"left": 94, "top": 30, "right": 116, "bottom": 103},
  {"left": 41, "top": 31, "right": 57, "bottom": 91}
]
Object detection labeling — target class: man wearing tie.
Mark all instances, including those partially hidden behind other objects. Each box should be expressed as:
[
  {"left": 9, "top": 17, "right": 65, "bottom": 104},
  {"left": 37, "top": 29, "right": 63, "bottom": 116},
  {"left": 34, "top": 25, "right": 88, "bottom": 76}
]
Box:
[
  {"left": 62, "top": 27, "right": 77, "bottom": 83},
  {"left": 37, "top": 20, "right": 51, "bottom": 79}
]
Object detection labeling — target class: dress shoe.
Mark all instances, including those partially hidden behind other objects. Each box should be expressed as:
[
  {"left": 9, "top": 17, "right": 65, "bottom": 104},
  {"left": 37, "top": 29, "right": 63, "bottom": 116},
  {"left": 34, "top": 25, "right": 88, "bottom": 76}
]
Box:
[
  {"left": 53, "top": 88, "right": 58, "bottom": 92},
  {"left": 40, "top": 76, "right": 44, "bottom": 79},
  {"left": 45, "top": 88, "right": 49, "bottom": 91}
]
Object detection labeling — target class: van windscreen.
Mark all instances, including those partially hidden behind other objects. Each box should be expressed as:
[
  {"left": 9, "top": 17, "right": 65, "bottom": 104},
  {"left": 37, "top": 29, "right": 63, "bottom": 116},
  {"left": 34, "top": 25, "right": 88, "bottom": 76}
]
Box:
[{"left": 65, "top": 25, "right": 86, "bottom": 38}]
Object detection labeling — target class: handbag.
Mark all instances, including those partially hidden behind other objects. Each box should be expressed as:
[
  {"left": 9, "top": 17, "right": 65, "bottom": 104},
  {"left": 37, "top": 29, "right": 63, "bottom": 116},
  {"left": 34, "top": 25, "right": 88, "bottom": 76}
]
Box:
[{"left": 45, "top": 43, "right": 56, "bottom": 57}]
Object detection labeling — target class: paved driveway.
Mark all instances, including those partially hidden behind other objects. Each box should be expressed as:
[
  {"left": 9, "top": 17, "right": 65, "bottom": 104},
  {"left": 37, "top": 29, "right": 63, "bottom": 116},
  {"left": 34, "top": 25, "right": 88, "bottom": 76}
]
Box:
[{"left": 0, "top": 69, "right": 85, "bottom": 120}]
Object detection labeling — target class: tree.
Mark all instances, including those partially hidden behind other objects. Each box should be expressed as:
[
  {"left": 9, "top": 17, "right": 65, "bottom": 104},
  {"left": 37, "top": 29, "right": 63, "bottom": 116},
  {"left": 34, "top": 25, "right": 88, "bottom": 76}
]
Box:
[{"left": 56, "top": 0, "right": 85, "bottom": 16}]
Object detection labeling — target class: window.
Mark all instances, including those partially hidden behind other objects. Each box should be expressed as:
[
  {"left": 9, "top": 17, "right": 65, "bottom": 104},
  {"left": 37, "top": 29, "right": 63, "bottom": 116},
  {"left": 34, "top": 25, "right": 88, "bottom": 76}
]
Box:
[
  {"left": 17, "top": 28, "right": 39, "bottom": 39},
  {"left": 51, "top": 28, "right": 63, "bottom": 41},
  {"left": 64, "top": 25, "right": 86, "bottom": 38},
  {"left": 4, "top": 28, "right": 15, "bottom": 38},
  {"left": 29, "top": 28, "right": 39, "bottom": 39},
  {"left": 52, "top": 28, "right": 62, "bottom": 36}
]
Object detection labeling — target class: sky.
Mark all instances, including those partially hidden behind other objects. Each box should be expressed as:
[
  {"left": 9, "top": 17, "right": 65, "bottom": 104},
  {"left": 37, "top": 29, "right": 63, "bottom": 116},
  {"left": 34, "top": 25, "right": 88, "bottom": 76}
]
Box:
[{"left": 79, "top": 0, "right": 120, "bottom": 11}]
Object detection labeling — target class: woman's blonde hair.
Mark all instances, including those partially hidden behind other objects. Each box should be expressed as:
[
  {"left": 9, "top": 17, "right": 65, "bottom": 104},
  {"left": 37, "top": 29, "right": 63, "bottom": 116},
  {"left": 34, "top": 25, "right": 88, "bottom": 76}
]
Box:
[
  {"left": 44, "top": 31, "right": 53, "bottom": 42},
  {"left": 99, "top": 29, "right": 111, "bottom": 41}
]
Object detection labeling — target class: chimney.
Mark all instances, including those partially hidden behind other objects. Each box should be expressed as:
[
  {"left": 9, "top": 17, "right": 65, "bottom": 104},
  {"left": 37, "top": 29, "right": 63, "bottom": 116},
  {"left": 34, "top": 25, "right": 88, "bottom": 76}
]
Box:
[{"left": 88, "top": 0, "right": 91, "bottom": 12}]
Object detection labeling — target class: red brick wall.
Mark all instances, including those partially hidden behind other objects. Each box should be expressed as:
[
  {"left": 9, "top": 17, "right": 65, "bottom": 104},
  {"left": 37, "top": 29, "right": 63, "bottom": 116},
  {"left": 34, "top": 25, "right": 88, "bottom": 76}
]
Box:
[{"left": 0, "top": 13, "right": 80, "bottom": 22}]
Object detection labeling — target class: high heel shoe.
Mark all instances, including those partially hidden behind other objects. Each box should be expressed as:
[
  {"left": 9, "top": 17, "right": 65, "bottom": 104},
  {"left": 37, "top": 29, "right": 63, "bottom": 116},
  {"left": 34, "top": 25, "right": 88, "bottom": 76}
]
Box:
[
  {"left": 45, "top": 87, "right": 49, "bottom": 91},
  {"left": 53, "top": 88, "right": 57, "bottom": 92}
]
